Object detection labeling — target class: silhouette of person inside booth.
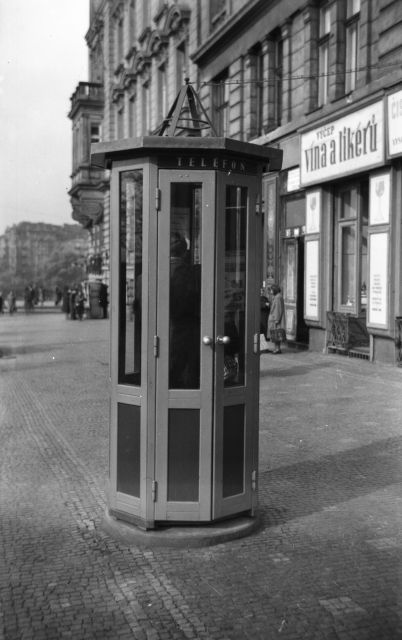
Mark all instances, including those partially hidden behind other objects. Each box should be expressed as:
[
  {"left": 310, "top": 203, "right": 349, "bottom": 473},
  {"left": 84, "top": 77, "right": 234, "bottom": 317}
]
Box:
[{"left": 169, "top": 232, "right": 201, "bottom": 389}]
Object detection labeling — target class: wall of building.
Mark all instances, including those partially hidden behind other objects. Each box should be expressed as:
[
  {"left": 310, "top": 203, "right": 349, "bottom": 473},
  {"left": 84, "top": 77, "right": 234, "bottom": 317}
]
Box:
[{"left": 70, "top": 0, "right": 402, "bottom": 363}]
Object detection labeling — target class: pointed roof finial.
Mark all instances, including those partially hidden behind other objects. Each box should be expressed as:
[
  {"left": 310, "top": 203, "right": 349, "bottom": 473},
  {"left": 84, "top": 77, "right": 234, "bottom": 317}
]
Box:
[{"left": 153, "top": 80, "right": 218, "bottom": 137}]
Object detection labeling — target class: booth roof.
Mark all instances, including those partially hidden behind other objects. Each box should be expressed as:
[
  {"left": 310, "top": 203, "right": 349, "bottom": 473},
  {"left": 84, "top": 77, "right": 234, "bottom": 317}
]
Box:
[{"left": 91, "top": 136, "right": 283, "bottom": 171}]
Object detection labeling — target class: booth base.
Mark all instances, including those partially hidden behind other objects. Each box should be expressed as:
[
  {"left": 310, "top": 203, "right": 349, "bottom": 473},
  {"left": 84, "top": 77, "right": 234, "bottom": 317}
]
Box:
[{"left": 101, "top": 510, "right": 262, "bottom": 549}]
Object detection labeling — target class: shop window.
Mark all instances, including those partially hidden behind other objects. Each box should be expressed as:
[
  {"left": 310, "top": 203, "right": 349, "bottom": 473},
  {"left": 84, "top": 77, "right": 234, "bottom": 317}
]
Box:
[
  {"left": 318, "top": 5, "right": 330, "bottom": 107},
  {"left": 335, "top": 181, "right": 368, "bottom": 314},
  {"left": 212, "top": 71, "right": 229, "bottom": 136},
  {"left": 345, "top": 0, "right": 360, "bottom": 93}
]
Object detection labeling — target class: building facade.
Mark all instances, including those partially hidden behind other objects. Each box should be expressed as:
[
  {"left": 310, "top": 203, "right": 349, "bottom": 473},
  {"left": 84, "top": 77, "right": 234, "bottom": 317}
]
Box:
[{"left": 69, "top": 0, "right": 402, "bottom": 364}]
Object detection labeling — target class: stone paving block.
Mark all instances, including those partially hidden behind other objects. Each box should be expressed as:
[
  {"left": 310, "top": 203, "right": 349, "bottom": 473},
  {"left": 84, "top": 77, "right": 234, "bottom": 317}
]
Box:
[{"left": 1, "top": 315, "right": 402, "bottom": 639}]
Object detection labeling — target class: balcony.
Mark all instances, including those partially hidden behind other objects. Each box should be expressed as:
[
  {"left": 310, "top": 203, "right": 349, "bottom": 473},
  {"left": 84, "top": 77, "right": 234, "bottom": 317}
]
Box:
[{"left": 68, "top": 82, "right": 104, "bottom": 120}]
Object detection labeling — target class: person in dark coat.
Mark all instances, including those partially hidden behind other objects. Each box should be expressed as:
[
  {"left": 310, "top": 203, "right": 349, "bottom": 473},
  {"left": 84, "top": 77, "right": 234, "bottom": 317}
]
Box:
[
  {"left": 61, "top": 286, "right": 71, "bottom": 318},
  {"left": 99, "top": 283, "right": 108, "bottom": 319},
  {"left": 260, "top": 288, "right": 271, "bottom": 340},
  {"left": 268, "top": 284, "right": 286, "bottom": 354},
  {"left": 169, "top": 232, "right": 200, "bottom": 389}
]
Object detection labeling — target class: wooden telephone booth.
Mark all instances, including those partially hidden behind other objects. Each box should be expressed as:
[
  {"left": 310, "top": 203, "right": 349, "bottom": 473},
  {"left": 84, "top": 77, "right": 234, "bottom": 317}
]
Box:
[{"left": 92, "top": 83, "right": 282, "bottom": 530}]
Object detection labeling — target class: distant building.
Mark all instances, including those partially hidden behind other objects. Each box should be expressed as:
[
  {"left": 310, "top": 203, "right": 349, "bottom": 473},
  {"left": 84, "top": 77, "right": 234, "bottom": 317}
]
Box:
[
  {"left": 0, "top": 222, "right": 88, "bottom": 282},
  {"left": 69, "top": 0, "right": 402, "bottom": 364}
]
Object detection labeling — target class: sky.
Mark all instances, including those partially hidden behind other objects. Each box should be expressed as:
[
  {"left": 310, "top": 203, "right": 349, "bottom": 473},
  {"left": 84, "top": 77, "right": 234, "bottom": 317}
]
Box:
[{"left": 0, "top": 0, "right": 89, "bottom": 235}]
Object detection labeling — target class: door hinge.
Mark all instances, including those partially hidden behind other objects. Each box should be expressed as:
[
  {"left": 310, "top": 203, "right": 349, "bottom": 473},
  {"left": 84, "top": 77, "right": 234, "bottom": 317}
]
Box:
[
  {"left": 253, "top": 333, "right": 259, "bottom": 354},
  {"left": 151, "top": 480, "right": 157, "bottom": 502},
  {"left": 155, "top": 188, "right": 161, "bottom": 211},
  {"left": 153, "top": 335, "right": 159, "bottom": 357},
  {"left": 251, "top": 470, "right": 257, "bottom": 491}
]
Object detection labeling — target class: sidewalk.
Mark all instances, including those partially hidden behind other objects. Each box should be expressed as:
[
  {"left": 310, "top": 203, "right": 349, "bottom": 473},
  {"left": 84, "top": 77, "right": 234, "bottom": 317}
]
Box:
[{"left": 1, "top": 313, "right": 402, "bottom": 639}]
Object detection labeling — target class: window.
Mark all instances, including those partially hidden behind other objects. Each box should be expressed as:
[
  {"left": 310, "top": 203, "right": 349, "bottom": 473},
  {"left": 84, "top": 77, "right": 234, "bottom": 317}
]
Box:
[
  {"left": 142, "top": 0, "right": 150, "bottom": 30},
  {"left": 117, "top": 17, "right": 124, "bottom": 64},
  {"left": 212, "top": 71, "right": 229, "bottom": 136},
  {"left": 318, "top": 6, "right": 330, "bottom": 106},
  {"left": 90, "top": 123, "right": 101, "bottom": 144},
  {"left": 141, "top": 83, "right": 150, "bottom": 134},
  {"left": 210, "top": 0, "right": 227, "bottom": 31},
  {"left": 345, "top": 0, "right": 360, "bottom": 93},
  {"left": 117, "top": 106, "right": 124, "bottom": 139},
  {"left": 255, "top": 51, "right": 264, "bottom": 136},
  {"left": 129, "top": 95, "right": 136, "bottom": 137},
  {"left": 129, "top": 0, "right": 136, "bottom": 44},
  {"left": 176, "top": 40, "right": 188, "bottom": 93},
  {"left": 158, "top": 65, "right": 168, "bottom": 125},
  {"left": 273, "top": 37, "right": 283, "bottom": 127}
]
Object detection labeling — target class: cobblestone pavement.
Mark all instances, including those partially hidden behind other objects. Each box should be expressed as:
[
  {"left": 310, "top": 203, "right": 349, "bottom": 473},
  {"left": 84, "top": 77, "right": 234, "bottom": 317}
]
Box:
[{"left": 1, "top": 313, "right": 402, "bottom": 639}]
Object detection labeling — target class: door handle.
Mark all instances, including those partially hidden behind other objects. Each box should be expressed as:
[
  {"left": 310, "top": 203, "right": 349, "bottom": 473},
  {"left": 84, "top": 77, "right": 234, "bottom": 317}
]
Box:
[
  {"left": 202, "top": 336, "right": 213, "bottom": 345},
  {"left": 216, "top": 335, "right": 231, "bottom": 345}
]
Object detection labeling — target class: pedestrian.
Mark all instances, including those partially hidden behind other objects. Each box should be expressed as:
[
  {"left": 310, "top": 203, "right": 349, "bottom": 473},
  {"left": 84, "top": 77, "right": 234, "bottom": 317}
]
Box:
[
  {"left": 55, "top": 286, "right": 62, "bottom": 306},
  {"left": 70, "top": 285, "right": 77, "bottom": 320},
  {"left": 7, "top": 290, "right": 17, "bottom": 315},
  {"left": 75, "top": 285, "right": 86, "bottom": 320},
  {"left": 99, "top": 282, "right": 108, "bottom": 319},
  {"left": 260, "top": 287, "right": 271, "bottom": 340},
  {"left": 61, "top": 286, "right": 71, "bottom": 318},
  {"left": 268, "top": 284, "right": 286, "bottom": 354},
  {"left": 0, "top": 291, "right": 3, "bottom": 314}
]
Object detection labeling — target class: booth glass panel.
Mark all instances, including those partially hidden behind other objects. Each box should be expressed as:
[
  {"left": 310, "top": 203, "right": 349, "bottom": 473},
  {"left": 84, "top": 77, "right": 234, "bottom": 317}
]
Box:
[
  {"left": 118, "top": 170, "right": 143, "bottom": 385},
  {"left": 117, "top": 403, "right": 140, "bottom": 497},
  {"left": 222, "top": 404, "right": 245, "bottom": 498},
  {"left": 167, "top": 409, "right": 200, "bottom": 502},
  {"left": 224, "top": 185, "right": 247, "bottom": 387},
  {"left": 169, "top": 183, "right": 202, "bottom": 390}
]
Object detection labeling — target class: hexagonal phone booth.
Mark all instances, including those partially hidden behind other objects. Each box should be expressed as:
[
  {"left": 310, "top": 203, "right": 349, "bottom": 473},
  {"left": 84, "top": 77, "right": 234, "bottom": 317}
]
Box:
[{"left": 92, "top": 82, "right": 282, "bottom": 531}]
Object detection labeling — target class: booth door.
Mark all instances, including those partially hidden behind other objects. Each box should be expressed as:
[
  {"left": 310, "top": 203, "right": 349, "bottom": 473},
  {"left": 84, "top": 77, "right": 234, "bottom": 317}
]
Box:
[
  {"left": 154, "top": 171, "right": 259, "bottom": 522},
  {"left": 212, "top": 173, "right": 260, "bottom": 520},
  {"left": 154, "top": 170, "right": 216, "bottom": 521}
]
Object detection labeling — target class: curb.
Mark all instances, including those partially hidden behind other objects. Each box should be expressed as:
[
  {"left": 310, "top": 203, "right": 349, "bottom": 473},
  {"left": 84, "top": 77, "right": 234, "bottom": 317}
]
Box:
[{"left": 101, "top": 510, "right": 262, "bottom": 549}]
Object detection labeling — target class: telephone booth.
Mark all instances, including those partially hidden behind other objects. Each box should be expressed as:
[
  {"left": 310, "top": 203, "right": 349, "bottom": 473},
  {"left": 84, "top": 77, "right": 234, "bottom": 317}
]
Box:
[{"left": 92, "top": 84, "right": 282, "bottom": 530}]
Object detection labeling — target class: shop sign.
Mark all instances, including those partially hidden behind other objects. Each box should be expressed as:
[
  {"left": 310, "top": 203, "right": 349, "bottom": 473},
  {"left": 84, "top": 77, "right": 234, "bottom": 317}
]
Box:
[
  {"left": 300, "top": 101, "right": 384, "bottom": 186},
  {"left": 287, "top": 167, "right": 300, "bottom": 192},
  {"left": 158, "top": 154, "right": 258, "bottom": 173},
  {"left": 387, "top": 89, "right": 402, "bottom": 157},
  {"left": 369, "top": 172, "right": 390, "bottom": 225},
  {"left": 305, "top": 190, "right": 321, "bottom": 234},
  {"left": 368, "top": 232, "right": 388, "bottom": 328}
]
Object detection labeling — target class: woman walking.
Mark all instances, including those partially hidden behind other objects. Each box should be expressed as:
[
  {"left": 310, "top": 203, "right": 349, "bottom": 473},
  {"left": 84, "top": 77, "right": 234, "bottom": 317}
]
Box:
[{"left": 268, "top": 284, "right": 286, "bottom": 354}]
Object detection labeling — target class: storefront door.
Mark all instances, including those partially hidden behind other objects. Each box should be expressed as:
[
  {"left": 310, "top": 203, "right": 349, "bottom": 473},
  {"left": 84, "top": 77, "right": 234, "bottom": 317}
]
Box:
[
  {"left": 334, "top": 180, "right": 369, "bottom": 318},
  {"left": 283, "top": 237, "right": 308, "bottom": 343}
]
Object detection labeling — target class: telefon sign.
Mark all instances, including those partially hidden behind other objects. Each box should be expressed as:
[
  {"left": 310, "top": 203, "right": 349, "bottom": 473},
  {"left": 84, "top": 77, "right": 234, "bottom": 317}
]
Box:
[{"left": 300, "top": 101, "right": 384, "bottom": 186}]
